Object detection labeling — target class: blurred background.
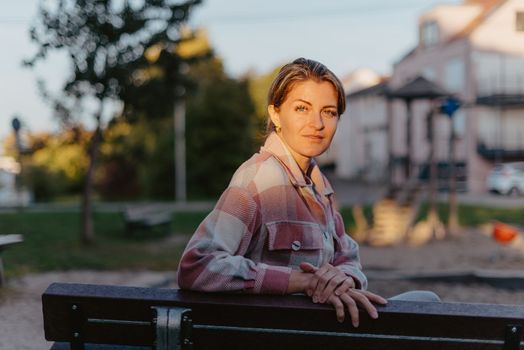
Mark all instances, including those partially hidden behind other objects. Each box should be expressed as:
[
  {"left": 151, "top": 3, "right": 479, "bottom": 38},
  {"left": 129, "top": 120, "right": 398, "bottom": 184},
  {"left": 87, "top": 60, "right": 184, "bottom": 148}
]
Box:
[{"left": 2, "top": 1, "right": 524, "bottom": 348}]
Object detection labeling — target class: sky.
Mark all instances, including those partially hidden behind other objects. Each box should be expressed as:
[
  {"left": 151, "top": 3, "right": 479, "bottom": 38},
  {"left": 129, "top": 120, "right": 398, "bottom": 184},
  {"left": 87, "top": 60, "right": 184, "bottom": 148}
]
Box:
[{"left": 0, "top": 0, "right": 461, "bottom": 144}]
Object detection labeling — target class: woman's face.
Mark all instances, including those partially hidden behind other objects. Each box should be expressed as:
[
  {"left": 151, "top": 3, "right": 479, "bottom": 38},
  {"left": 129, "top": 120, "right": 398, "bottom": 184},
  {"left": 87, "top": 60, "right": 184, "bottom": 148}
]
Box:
[{"left": 268, "top": 79, "right": 339, "bottom": 171}]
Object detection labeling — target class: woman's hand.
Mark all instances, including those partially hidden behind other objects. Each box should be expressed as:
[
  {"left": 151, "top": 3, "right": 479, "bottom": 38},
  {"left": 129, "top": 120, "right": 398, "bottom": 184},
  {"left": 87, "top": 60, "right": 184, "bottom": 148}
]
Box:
[
  {"left": 326, "top": 289, "right": 386, "bottom": 327},
  {"left": 300, "top": 262, "right": 355, "bottom": 303},
  {"left": 300, "top": 262, "right": 387, "bottom": 327}
]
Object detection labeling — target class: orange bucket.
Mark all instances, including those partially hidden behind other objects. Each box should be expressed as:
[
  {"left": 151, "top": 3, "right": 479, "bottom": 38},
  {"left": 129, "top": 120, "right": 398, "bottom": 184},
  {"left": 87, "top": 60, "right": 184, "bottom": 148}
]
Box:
[{"left": 492, "top": 221, "right": 519, "bottom": 244}]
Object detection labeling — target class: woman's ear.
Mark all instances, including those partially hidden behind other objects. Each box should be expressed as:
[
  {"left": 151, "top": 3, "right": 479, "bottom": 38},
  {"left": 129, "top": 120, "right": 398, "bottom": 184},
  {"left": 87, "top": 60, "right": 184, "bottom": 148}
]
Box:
[{"left": 268, "top": 105, "right": 281, "bottom": 129}]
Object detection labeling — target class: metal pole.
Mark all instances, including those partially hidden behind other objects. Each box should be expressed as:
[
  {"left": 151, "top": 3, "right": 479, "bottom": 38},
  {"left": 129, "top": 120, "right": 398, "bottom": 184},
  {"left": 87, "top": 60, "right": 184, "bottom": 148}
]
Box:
[
  {"left": 386, "top": 97, "right": 394, "bottom": 189},
  {"left": 428, "top": 107, "right": 437, "bottom": 220},
  {"left": 448, "top": 119, "right": 459, "bottom": 233},
  {"left": 405, "top": 99, "right": 413, "bottom": 180},
  {"left": 174, "top": 99, "right": 187, "bottom": 202}
]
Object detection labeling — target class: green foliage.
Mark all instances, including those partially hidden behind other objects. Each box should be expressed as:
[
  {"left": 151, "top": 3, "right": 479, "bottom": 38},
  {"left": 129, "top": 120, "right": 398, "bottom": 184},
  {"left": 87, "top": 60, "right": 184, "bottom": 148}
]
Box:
[
  {"left": 24, "top": 3, "right": 259, "bottom": 202},
  {"left": 26, "top": 0, "right": 204, "bottom": 242},
  {"left": 418, "top": 203, "right": 524, "bottom": 227},
  {"left": 27, "top": 0, "right": 202, "bottom": 108},
  {"left": 186, "top": 59, "right": 256, "bottom": 198},
  {"left": 97, "top": 115, "right": 177, "bottom": 200},
  {"left": 339, "top": 205, "right": 373, "bottom": 235},
  {"left": 247, "top": 66, "right": 280, "bottom": 146},
  {"left": 19, "top": 128, "right": 91, "bottom": 201}
]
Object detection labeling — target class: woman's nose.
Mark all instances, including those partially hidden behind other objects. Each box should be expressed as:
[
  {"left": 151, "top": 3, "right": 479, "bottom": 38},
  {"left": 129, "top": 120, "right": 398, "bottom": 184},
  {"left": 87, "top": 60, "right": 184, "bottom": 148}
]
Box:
[{"left": 309, "top": 111, "right": 325, "bottom": 130}]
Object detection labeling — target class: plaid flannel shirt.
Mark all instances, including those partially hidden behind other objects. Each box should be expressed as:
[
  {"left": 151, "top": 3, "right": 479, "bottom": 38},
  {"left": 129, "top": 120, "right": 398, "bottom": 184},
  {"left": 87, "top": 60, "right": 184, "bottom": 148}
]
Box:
[{"left": 177, "top": 132, "right": 367, "bottom": 294}]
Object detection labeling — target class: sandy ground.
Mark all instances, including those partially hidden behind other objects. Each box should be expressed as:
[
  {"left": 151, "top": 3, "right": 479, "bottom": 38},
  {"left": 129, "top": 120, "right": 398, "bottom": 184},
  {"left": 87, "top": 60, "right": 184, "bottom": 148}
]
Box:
[
  {"left": 0, "top": 271, "right": 175, "bottom": 350},
  {"left": 360, "top": 229, "right": 524, "bottom": 304},
  {"left": 2, "top": 229, "right": 524, "bottom": 349}
]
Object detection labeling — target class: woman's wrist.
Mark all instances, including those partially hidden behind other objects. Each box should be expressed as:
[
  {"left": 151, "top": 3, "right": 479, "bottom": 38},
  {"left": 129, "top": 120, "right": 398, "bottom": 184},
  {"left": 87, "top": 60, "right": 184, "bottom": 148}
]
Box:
[{"left": 287, "top": 270, "right": 312, "bottom": 294}]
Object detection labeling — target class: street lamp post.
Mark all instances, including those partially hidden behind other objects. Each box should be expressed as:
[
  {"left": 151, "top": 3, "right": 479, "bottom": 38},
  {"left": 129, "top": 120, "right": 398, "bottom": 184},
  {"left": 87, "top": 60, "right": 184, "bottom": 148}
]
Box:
[
  {"left": 440, "top": 97, "right": 461, "bottom": 234},
  {"left": 174, "top": 96, "right": 186, "bottom": 202}
]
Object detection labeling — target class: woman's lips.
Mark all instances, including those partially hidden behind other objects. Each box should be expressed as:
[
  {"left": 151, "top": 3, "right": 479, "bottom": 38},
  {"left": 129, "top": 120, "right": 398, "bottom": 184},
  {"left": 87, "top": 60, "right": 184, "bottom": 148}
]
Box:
[{"left": 303, "top": 135, "right": 324, "bottom": 141}]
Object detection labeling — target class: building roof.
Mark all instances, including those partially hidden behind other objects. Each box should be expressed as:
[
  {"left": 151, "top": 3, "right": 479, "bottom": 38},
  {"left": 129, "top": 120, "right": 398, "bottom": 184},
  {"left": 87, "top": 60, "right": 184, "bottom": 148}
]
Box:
[
  {"left": 397, "top": 0, "right": 507, "bottom": 64},
  {"left": 346, "top": 81, "right": 389, "bottom": 99},
  {"left": 387, "top": 76, "right": 450, "bottom": 100},
  {"left": 448, "top": 0, "right": 508, "bottom": 42}
]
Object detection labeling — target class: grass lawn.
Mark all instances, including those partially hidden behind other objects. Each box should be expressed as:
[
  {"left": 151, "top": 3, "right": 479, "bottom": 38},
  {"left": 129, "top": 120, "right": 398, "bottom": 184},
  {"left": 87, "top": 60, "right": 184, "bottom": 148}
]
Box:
[
  {"left": 1, "top": 202, "right": 522, "bottom": 278},
  {"left": 340, "top": 202, "right": 524, "bottom": 234},
  {"left": 0, "top": 210, "right": 208, "bottom": 278}
]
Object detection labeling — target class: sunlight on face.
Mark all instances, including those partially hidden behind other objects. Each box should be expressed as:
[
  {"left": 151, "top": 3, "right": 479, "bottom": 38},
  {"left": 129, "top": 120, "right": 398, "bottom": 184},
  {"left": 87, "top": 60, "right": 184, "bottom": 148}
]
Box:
[{"left": 268, "top": 80, "right": 339, "bottom": 171}]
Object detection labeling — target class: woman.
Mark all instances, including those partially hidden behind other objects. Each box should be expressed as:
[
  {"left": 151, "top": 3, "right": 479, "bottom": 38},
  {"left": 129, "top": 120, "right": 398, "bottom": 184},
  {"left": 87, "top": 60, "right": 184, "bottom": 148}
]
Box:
[{"left": 178, "top": 58, "right": 387, "bottom": 327}]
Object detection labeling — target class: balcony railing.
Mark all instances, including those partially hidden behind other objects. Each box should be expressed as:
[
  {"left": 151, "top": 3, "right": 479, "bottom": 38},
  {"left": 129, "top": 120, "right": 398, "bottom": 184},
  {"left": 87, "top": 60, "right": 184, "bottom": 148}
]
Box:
[
  {"left": 477, "top": 142, "right": 524, "bottom": 160},
  {"left": 476, "top": 77, "right": 524, "bottom": 106}
]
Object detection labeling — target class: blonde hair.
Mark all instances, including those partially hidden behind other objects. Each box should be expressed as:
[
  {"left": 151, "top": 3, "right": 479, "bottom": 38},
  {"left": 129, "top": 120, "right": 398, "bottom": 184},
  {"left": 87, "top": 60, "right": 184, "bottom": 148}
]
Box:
[{"left": 266, "top": 58, "right": 346, "bottom": 133}]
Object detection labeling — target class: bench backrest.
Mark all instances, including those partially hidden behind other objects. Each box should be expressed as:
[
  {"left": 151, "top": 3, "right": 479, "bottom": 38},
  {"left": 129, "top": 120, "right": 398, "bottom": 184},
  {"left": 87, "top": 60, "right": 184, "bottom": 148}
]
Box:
[{"left": 43, "top": 282, "right": 524, "bottom": 350}]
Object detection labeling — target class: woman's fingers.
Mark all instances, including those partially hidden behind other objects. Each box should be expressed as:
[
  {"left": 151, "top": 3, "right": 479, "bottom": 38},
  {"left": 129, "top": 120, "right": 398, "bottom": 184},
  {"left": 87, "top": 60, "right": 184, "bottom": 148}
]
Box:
[
  {"left": 327, "top": 294, "right": 345, "bottom": 323},
  {"left": 333, "top": 277, "right": 355, "bottom": 296},
  {"left": 299, "top": 262, "right": 318, "bottom": 274},
  {"left": 339, "top": 293, "right": 359, "bottom": 327},
  {"left": 325, "top": 289, "right": 387, "bottom": 327},
  {"left": 308, "top": 264, "right": 349, "bottom": 301},
  {"left": 306, "top": 264, "right": 331, "bottom": 297},
  {"left": 347, "top": 289, "right": 378, "bottom": 320},
  {"left": 360, "top": 290, "right": 388, "bottom": 305},
  {"left": 313, "top": 268, "right": 339, "bottom": 302},
  {"left": 318, "top": 274, "right": 346, "bottom": 303}
]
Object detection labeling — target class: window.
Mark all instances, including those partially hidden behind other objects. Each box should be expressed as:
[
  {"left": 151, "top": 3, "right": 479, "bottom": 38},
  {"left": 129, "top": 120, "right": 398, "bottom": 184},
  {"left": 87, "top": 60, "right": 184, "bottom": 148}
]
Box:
[
  {"left": 445, "top": 58, "right": 465, "bottom": 93},
  {"left": 516, "top": 12, "right": 524, "bottom": 31},
  {"left": 421, "top": 21, "right": 439, "bottom": 47},
  {"left": 422, "top": 67, "right": 436, "bottom": 81}
]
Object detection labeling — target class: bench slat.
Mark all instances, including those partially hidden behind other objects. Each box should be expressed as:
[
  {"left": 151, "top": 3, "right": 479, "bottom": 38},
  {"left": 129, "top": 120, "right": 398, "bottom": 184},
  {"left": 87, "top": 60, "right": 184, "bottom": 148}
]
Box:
[{"left": 43, "top": 283, "right": 524, "bottom": 350}]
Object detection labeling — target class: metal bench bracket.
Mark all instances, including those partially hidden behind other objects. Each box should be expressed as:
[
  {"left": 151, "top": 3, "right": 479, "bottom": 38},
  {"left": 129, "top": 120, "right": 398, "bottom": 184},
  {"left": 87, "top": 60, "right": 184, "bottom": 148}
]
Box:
[
  {"left": 70, "top": 303, "right": 85, "bottom": 350},
  {"left": 504, "top": 324, "right": 522, "bottom": 350},
  {"left": 153, "top": 306, "right": 193, "bottom": 350}
]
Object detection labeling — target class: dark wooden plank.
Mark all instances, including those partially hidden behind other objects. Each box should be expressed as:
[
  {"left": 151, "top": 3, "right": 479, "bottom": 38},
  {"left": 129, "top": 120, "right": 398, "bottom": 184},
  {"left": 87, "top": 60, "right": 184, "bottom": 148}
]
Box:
[
  {"left": 43, "top": 282, "right": 524, "bottom": 349},
  {"left": 43, "top": 282, "right": 524, "bottom": 319},
  {"left": 50, "top": 342, "right": 149, "bottom": 350},
  {"left": 191, "top": 328, "right": 507, "bottom": 350}
]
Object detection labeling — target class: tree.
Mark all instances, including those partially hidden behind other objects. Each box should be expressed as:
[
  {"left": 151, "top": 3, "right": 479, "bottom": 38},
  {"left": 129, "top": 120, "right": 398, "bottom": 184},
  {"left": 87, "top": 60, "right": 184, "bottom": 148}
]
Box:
[
  {"left": 4, "top": 128, "right": 91, "bottom": 201},
  {"left": 186, "top": 58, "right": 255, "bottom": 198},
  {"left": 247, "top": 66, "right": 280, "bottom": 145},
  {"left": 26, "top": 0, "right": 201, "bottom": 244}
]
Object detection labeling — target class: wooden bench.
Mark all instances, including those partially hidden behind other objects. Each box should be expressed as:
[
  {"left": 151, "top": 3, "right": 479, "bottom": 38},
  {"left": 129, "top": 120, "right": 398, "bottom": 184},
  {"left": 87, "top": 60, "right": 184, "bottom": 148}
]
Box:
[
  {"left": 43, "top": 282, "right": 524, "bottom": 350},
  {"left": 0, "top": 234, "right": 23, "bottom": 287},
  {"left": 122, "top": 205, "right": 172, "bottom": 235}
]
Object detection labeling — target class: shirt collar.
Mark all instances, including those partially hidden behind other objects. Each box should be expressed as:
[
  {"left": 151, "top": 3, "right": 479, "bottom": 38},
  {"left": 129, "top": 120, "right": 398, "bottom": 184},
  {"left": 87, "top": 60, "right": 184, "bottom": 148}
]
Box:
[{"left": 261, "top": 132, "right": 334, "bottom": 196}]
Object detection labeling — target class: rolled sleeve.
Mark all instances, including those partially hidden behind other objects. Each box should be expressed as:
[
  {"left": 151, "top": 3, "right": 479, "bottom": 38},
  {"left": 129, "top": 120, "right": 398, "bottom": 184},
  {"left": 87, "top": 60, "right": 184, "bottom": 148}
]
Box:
[{"left": 255, "top": 264, "right": 292, "bottom": 294}]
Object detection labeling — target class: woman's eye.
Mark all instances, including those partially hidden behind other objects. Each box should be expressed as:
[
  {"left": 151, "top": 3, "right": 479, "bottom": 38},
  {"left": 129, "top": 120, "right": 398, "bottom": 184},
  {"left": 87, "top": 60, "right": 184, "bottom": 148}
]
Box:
[
  {"left": 322, "top": 110, "right": 338, "bottom": 118},
  {"left": 295, "top": 105, "right": 308, "bottom": 112}
]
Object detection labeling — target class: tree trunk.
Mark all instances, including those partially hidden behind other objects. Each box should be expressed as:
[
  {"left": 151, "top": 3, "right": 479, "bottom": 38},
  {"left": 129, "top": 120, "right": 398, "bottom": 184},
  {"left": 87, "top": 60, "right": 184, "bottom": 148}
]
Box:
[{"left": 81, "top": 111, "right": 103, "bottom": 245}]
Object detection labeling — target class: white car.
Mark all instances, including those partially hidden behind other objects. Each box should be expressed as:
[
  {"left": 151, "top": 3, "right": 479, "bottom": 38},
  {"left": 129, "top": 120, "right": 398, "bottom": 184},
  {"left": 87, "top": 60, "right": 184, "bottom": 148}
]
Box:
[{"left": 487, "top": 162, "right": 524, "bottom": 196}]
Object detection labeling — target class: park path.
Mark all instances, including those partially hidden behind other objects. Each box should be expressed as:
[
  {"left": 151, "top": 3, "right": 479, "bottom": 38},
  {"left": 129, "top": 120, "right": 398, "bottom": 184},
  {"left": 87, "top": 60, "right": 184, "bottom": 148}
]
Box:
[{"left": 0, "top": 270, "right": 174, "bottom": 350}]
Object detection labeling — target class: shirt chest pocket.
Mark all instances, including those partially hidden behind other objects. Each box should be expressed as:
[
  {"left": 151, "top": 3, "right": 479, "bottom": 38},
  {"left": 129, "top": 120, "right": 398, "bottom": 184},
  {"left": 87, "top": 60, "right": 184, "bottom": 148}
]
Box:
[{"left": 263, "top": 221, "right": 324, "bottom": 267}]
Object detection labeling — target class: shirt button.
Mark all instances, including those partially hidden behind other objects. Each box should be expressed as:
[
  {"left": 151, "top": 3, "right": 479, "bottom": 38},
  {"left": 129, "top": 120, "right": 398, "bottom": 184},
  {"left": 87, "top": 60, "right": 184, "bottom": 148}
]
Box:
[{"left": 291, "top": 240, "right": 301, "bottom": 251}]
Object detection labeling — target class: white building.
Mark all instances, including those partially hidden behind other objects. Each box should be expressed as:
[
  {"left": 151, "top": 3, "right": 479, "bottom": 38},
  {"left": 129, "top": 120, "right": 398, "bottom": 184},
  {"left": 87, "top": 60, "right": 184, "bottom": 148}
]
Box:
[
  {"left": 336, "top": 0, "right": 524, "bottom": 193},
  {"left": 0, "top": 157, "right": 30, "bottom": 207}
]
